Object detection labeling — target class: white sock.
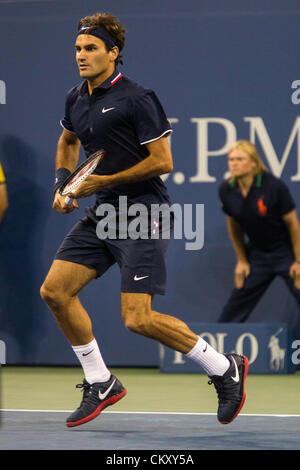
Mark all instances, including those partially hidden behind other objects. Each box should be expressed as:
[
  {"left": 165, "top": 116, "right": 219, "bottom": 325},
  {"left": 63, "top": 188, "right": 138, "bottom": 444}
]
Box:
[
  {"left": 186, "top": 336, "right": 230, "bottom": 376},
  {"left": 72, "top": 338, "right": 111, "bottom": 384}
]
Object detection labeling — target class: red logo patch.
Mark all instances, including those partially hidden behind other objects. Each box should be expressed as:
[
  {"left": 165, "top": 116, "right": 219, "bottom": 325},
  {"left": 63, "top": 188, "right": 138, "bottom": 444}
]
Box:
[{"left": 257, "top": 197, "right": 267, "bottom": 216}]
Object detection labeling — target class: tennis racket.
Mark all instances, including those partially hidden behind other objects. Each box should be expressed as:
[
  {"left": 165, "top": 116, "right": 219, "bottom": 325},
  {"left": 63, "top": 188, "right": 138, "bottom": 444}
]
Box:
[{"left": 59, "top": 149, "right": 105, "bottom": 205}]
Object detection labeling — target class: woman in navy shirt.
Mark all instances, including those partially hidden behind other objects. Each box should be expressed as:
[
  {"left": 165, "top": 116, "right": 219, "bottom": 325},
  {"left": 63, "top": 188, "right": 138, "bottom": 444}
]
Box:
[{"left": 219, "top": 140, "right": 300, "bottom": 322}]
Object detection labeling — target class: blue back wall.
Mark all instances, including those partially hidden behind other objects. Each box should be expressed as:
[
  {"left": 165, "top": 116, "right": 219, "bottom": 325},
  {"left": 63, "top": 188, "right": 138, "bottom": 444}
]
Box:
[{"left": 0, "top": 0, "right": 299, "bottom": 365}]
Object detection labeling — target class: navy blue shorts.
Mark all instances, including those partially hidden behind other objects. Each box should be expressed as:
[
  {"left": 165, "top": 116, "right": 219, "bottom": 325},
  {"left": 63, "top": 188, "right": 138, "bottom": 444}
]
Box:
[{"left": 55, "top": 216, "right": 170, "bottom": 295}]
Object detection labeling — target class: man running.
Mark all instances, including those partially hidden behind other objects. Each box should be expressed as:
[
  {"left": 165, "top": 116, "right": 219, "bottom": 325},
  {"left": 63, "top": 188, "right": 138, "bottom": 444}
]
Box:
[{"left": 40, "top": 12, "right": 248, "bottom": 427}]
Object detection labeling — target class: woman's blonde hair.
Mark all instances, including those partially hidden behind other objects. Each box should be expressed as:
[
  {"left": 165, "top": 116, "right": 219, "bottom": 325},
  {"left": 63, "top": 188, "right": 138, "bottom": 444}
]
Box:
[{"left": 228, "top": 140, "right": 268, "bottom": 182}]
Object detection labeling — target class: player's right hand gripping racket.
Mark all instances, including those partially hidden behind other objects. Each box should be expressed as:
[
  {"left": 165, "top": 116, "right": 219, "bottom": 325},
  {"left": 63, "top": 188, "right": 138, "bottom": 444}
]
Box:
[{"left": 59, "top": 149, "right": 105, "bottom": 205}]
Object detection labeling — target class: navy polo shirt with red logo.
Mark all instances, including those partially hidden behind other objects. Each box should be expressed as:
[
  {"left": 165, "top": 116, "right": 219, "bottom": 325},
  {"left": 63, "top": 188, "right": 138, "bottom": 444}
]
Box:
[
  {"left": 218, "top": 172, "right": 296, "bottom": 252},
  {"left": 60, "top": 69, "right": 172, "bottom": 217}
]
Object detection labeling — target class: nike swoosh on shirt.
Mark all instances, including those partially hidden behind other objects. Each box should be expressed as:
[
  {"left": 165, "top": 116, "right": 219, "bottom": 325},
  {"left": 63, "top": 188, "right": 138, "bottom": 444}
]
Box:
[
  {"left": 231, "top": 357, "right": 240, "bottom": 383},
  {"left": 134, "top": 275, "right": 149, "bottom": 281},
  {"left": 99, "top": 379, "right": 116, "bottom": 400},
  {"left": 102, "top": 107, "right": 115, "bottom": 113}
]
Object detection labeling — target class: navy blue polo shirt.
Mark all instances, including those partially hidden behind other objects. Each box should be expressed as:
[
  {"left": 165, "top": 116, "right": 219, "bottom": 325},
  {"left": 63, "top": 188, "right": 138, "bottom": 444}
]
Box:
[
  {"left": 60, "top": 69, "right": 172, "bottom": 218},
  {"left": 219, "top": 172, "right": 296, "bottom": 252}
]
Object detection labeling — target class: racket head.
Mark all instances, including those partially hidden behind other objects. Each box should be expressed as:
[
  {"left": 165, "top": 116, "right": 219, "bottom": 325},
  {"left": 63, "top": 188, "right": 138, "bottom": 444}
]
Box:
[{"left": 59, "top": 149, "right": 105, "bottom": 197}]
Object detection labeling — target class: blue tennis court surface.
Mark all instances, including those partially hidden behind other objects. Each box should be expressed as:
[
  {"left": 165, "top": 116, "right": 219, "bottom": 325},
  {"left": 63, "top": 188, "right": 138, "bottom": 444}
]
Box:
[{"left": 1, "top": 410, "right": 300, "bottom": 450}]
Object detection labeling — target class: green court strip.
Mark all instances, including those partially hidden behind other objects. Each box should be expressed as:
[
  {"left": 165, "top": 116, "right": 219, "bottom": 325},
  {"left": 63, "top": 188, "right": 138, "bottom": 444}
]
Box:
[
  {"left": 2, "top": 409, "right": 300, "bottom": 418},
  {"left": 1, "top": 367, "right": 300, "bottom": 415}
]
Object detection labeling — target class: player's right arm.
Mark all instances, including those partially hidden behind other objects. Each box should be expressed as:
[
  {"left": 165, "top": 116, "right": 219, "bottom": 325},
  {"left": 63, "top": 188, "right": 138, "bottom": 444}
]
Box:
[
  {"left": 226, "top": 215, "right": 250, "bottom": 289},
  {"left": 53, "top": 129, "right": 81, "bottom": 214}
]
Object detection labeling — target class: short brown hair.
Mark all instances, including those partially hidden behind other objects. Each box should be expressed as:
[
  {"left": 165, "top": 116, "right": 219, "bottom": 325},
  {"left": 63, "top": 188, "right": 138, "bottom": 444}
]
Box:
[{"left": 78, "top": 12, "right": 127, "bottom": 65}]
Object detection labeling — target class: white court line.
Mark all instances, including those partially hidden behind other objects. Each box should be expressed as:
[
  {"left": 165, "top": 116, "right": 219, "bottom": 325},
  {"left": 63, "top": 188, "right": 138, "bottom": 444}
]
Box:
[{"left": 1, "top": 409, "right": 300, "bottom": 418}]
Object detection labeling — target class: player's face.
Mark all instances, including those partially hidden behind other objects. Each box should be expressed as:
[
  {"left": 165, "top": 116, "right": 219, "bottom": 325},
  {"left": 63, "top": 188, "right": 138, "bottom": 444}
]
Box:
[
  {"left": 75, "top": 34, "right": 117, "bottom": 82},
  {"left": 228, "top": 148, "right": 257, "bottom": 178}
]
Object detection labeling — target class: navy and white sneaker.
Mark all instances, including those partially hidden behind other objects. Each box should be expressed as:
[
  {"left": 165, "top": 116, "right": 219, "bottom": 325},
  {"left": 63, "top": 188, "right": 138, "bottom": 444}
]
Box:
[
  {"left": 208, "top": 353, "right": 249, "bottom": 424},
  {"left": 66, "top": 374, "right": 127, "bottom": 428}
]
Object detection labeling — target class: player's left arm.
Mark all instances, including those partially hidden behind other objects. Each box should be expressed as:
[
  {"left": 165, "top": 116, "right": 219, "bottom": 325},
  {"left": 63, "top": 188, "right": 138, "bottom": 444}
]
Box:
[
  {"left": 282, "top": 208, "right": 300, "bottom": 289},
  {"left": 72, "top": 136, "right": 173, "bottom": 198}
]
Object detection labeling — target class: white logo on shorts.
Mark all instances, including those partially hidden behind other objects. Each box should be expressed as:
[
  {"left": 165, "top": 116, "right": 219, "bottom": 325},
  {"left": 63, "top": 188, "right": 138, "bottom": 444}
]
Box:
[{"left": 134, "top": 275, "right": 149, "bottom": 281}]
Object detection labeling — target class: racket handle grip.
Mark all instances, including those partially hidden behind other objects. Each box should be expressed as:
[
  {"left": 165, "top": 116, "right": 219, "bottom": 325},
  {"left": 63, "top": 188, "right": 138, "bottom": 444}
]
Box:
[{"left": 65, "top": 196, "right": 73, "bottom": 206}]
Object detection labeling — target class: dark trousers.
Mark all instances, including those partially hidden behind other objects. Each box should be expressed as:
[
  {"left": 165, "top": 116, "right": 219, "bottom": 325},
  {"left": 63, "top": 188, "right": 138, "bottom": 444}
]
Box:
[{"left": 219, "top": 245, "right": 300, "bottom": 322}]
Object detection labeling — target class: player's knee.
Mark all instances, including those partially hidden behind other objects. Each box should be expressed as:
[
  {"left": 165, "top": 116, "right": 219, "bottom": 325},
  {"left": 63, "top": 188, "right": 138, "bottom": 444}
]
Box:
[
  {"left": 122, "top": 304, "right": 151, "bottom": 335},
  {"left": 121, "top": 293, "right": 153, "bottom": 335},
  {"left": 40, "top": 281, "right": 66, "bottom": 311},
  {"left": 124, "top": 315, "right": 151, "bottom": 335},
  {"left": 40, "top": 282, "right": 56, "bottom": 307}
]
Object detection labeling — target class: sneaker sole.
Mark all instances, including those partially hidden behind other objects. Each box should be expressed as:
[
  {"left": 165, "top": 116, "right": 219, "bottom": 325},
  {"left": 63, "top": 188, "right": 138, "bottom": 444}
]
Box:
[
  {"left": 219, "top": 355, "right": 249, "bottom": 424},
  {"left": 66, "top": 388, "right": 127, "bottom": 428}
]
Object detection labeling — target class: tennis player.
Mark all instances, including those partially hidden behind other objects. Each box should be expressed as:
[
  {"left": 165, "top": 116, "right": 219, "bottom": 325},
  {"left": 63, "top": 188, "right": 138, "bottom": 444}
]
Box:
[
  {"left": 218, "top": 140, "right": 300, "bottom": 322},
  {"left": 40, "top": 12, "right": 248, "bottom": 427},
  {"left": 0, "top": 162, "right": 8, "bottom": 223}
]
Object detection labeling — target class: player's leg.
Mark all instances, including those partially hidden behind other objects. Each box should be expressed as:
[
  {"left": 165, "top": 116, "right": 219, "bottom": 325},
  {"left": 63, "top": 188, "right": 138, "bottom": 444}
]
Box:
[
  {"left": 122, "top": 291, "right": 197, "bottom": 353},
  {"left": 40, "top": 218, "right": 126, "bottom": 427},
  {"left": 121, "top": 292, "right": 248, "bottom": 424},
  {"left": 121, "top": 292, "right": 230, "bottom": 370},
  {"left": 117, "top": 236, "right": 228, "bottom": 372},
  {"left": 41, "top": 216, "right": 114, "bottom": 348},
  {"left": 118, "top": 235, "right": 228, "bottom": 372},
  {"left": 121, "top": 292, "right": 234, "bottom": 376},
  {"left": 40, "top": 259, "right": 96, "bottom": 345},
  {"left": 116, "top": 234, "right": 247, "bottom": 424}
]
